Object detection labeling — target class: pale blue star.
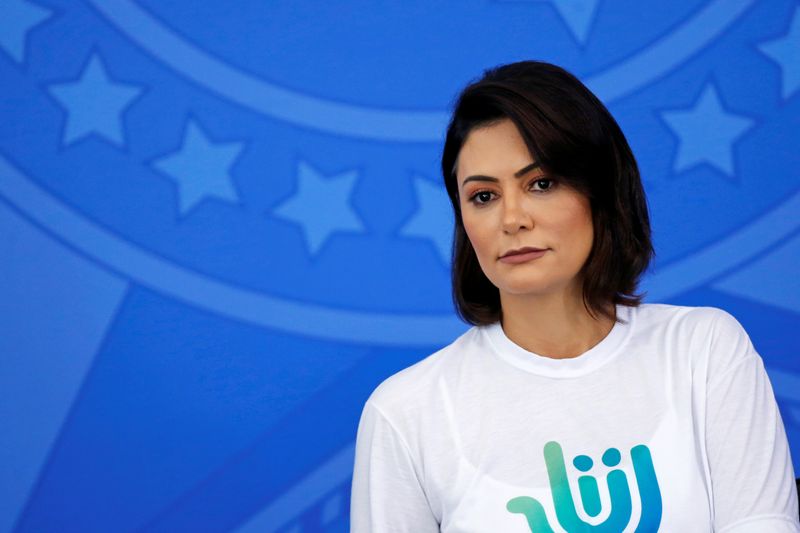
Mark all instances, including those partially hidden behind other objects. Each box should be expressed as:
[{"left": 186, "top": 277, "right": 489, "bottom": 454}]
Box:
[
  {"left": 661, "top": 83, "right": 754, "bottom": 177},
  {"left": 48, "top": 53, "right": 144, "bottom": 147},
  {"left": 495, "top": 0, "right": 599, "bottom": 44},
  {"left": 272, "top": 161, "right": 365, "bottom": 256},
  {"left": 399, "top": 175, "right": 454, "bottom": 265},
  {"left": 0, "top": 0, "right": 51, "bottom": 63},
  {"left": 153, "top": 120, "right": 244, "bottom": 216},
  {"left": 759, "top": 5, "right": 800, "bottom": 100}
]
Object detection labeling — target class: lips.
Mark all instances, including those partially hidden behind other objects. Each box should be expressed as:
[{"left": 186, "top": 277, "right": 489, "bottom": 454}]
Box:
[{"left": 501, "top": 246, "right": 547, "bottom": 258}]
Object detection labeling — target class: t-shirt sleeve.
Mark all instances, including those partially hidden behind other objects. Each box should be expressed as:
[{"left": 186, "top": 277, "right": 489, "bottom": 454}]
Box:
[
  {"left": 350, "top": 400, "right": 440, "bottom": 533},
  {"left": 704, "top": 310, "right": 800, "bottom": 532}
]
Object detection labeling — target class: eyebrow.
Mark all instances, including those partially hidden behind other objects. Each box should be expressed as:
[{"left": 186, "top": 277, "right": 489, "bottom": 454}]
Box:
[{"left": 460, "top": 162, "right": 541, "bottom": 189}]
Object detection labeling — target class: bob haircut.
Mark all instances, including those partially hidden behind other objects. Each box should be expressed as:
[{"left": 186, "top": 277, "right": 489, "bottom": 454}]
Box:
[{"left": 440, "top": 60, "right": 654, "bottom": 326}]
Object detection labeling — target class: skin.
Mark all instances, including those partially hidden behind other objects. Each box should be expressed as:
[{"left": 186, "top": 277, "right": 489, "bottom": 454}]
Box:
[{"left": 455, "top": 118, "right": 615, "bottom": 359}]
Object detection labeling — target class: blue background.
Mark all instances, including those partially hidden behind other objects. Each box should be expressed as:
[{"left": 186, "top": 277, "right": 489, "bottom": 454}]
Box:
[{"left": 1, "top": 0, "right": 799, "bottom": 531}]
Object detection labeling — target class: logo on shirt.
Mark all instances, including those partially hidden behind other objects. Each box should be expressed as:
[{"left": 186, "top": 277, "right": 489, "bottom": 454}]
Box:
[{"left": 507, "top": 441, "right": 662, "bottom": 532}]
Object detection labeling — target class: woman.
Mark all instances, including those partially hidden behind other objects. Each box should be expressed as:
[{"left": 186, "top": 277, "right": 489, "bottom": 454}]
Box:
[{"left": 350, "top": 60, "right": 799, "bottom": 532}]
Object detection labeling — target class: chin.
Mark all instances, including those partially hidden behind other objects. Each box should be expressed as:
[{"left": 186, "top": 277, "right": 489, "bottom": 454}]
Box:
[
  {"left": 491, "top": 273, "right": 573, "bottom": 297},
  {"left": 494, "top": 280, "right": 556, "bottom": 296}
]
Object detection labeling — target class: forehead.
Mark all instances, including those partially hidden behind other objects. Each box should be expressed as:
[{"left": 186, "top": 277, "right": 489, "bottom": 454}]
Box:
[{"left": 456, "top": 119, "right": 536, "bottom": 182}]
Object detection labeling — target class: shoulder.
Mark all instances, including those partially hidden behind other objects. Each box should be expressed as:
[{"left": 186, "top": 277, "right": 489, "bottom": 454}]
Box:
[
  {"left": 633, "top": 302, "right": 744, "bottom": 336},
  {"left": 634, "top": 301, "right": 712, "bottom": 321},
  {"left": 363, "top": 325, "right": 481, "bottom": 418},
  {"left": 634, "top": 302, "right": 756, "bottom": 376}
]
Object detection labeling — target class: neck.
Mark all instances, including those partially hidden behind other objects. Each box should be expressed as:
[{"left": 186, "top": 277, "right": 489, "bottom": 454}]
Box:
[{"left": 499, "top": 286, "right": 616, "bottom": 360}]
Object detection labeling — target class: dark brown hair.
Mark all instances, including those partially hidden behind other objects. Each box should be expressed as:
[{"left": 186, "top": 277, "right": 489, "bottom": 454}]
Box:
[{"left": 441, "top": 60, "right": 654, "bottom": 326}]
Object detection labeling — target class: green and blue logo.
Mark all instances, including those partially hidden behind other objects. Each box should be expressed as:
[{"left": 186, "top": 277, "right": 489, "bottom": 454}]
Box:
[{"left": 507, "top": 441, "right": 662, "bottom": 532}]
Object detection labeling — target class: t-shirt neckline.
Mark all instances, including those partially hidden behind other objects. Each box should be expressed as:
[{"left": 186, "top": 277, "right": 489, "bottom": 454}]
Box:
[{"left": 482, "top": 303, "right": 635, "bottom": 378}]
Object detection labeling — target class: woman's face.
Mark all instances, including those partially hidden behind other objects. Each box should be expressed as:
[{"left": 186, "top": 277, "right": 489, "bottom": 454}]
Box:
[{"left": 455, "top": 118, "right": 594, "bottom": 299}]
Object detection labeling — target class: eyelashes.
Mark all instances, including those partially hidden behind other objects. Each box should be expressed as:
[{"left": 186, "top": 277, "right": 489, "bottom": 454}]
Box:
[{"left": 467, "top": 177, "right": 557, "bottom": 206}]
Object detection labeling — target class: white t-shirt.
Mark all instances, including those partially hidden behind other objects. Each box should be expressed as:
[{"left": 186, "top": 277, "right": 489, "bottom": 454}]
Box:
[{"left": 350, "top": 303, "right": 800, "bottom": 532}]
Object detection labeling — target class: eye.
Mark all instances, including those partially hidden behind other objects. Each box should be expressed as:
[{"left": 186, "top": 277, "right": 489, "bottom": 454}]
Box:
[
  {"left": 468, "top": 190, "right": 495, "bottom": 206},
  {"left": 466, "top": 177, "right": 556, "bottom": 207},
  {"left": 530, "top": 177, "right": 556, "bottom": 192}
]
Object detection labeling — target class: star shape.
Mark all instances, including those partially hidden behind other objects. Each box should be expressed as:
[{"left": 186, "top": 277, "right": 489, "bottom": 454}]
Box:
[
  {"left": 0, "top": 0, "right": 52, "bottom": 63},
  {"left": 48, "top": 53, "right": 144, "bottom": 147},
  {"left": 399, "top": 175, "right": 454, "bottom": 265},
  {"left": 495, "top": 0, "right": 599, "bottom": 44},
  {"left": 660, "top": 83, "right": 754, "bottom": 177},
  {"left": 272, "top": 161, "right": 365, "bottom": 256},
  {"left": 759, "top": 5, "right": 800, "bottom": 100},
  {"left": 153, "top": 119, "right": 244, "bottom": 216}
]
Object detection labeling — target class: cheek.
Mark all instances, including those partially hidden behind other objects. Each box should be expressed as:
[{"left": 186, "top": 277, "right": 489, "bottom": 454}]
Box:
[
  {"left": 556, "top": 195, "right": 592, "bottom": 228},
  {"left": 561, "top": 208, "right": 594, "bottom": 252},
  {"left": 462, "top": 216, "right": 492, "bottom": 259}
]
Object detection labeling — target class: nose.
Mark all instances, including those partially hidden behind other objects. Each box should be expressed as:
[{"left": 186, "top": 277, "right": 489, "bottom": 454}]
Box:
[{"left": 501, "top": 192, "right": 532, "bottom": 234}]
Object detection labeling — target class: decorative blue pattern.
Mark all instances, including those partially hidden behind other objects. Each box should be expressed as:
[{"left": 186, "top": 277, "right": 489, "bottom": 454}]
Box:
[
  {"left": 398, "top": 175, "right": 453, "bottom": 265},
  {"left": 661, "top": 82, "right": 755, "bottom": 177},
  {"left": 0, "top": 0, "right": 51, "bottom": 63},
  {"left": 759, "top": 6, "right": 800, "bottom": 100},
  {"left": 151, "top": 119, "right": 244, "bottom": 216},
  {"left": 496, "top": 0, "right": 601, "bottom": 44},
  {"left": 48, "top": 52, "right": 144, "bottom": 147},
  {"left": 272, "top": 161, "right": 365, "bottom": 256},
  {"left": 0, "top": 0, "right": 798, "bottom": 532}
]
